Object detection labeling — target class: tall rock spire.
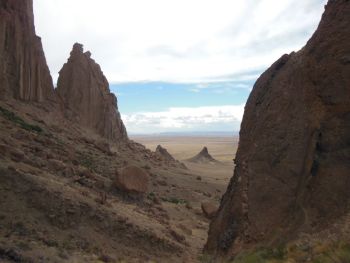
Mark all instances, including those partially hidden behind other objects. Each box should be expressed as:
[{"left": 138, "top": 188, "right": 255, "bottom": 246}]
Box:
[
  {"left": 56, "top": 43, "right": 128, "bottom": 141},
  {"left": 0, "top": 0, "right": 54, "bottom": 101}
]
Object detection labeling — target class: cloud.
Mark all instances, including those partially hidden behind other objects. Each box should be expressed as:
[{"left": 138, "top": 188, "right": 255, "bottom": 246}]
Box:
[
  {"left": 121, "top": 105, "right": 245, "bottom": 134},
  {"left": 33, "top": 0, "right": 327, "bottom": 84}
]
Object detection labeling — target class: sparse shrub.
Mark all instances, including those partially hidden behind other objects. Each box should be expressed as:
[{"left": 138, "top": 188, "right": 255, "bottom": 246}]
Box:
[
  {"left": 147, "top": 192, "right": 156, "bottom": 201},
  {"left": 161, "top": 196, "right": 188, "bottom": 205},
  {"left": 78, "top": 153, "right": 97, "bottom": 171},
  {"left": 0, "top": 106, "right": 43, "bottom": 133}
]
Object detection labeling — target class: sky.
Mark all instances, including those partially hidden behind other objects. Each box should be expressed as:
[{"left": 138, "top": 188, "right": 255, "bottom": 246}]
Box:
[{"left": 33, "top": 0, "right": 327, "bottom": 134}]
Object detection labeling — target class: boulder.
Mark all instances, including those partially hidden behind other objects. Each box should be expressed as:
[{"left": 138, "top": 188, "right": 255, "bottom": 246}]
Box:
[
  {"left": 206, "top": 0, "right": 350, "bottom": 257},
  {"left": 56, "top": 43, "right": 127, "bottom": 142},
  {"left": 115, "top": 166, "right": 149, "bottom": 194},
  {"left": 201, "top": 202, "right": 218, "bottom": 219}
]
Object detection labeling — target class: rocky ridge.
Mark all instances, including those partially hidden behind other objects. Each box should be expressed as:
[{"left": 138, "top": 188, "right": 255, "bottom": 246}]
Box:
[{"left": 206, "top": 0, "right": 350, "bottom": 259}]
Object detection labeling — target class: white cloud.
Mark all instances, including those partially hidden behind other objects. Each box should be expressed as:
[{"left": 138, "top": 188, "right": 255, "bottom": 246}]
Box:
[
  {"left": 121, "top": 105, "right": 245, "bottom": 133},
  {"left": 33, "top": 0, "right": 327, "bottom": 84}
]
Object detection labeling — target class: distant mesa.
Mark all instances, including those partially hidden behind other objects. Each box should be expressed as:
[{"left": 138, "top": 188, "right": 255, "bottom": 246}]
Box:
[
  {"left": 187, "top": 147, "right": 219, "bottom": 164},
  {"left": 56, "top": 43, "right": 128, "bottom": 142},
  {"left": 155, "top": 145, "right": 176, "bottom": 162}
]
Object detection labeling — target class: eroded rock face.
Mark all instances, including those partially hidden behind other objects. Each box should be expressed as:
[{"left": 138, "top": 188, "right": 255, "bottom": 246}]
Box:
[
  {"left": 0, "top": 0, "right": 54, "bottom": 101},
  {"left": 56, "top": 43, "right": 127, "bottom": 141},
  {"left": 206, "top": 0, "right": 350, "bottom": 257}
]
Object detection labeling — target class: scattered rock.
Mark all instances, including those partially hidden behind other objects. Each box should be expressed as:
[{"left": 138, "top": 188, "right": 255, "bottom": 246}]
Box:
[
  {"left": 48, "top": 159, "right": 65, "bottom": 171},
  {"left": 10, "top": 149, "right": 25, "bottom": 162},
  {"left": 170, "top": 229, "right": 186, "bottom": 243}
]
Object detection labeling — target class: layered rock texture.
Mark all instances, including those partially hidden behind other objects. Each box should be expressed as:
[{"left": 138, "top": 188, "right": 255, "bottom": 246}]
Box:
[
  {"left": 187, "top": 147, "right": 218, "bottom": 164},
  {"left": 0, "top": 0, "right": 54, "bottom": 101},
  {"left": 206, "top": 0, "right": 350, "bottom": 257},
  {"left": 56, "top": 43, "right": 127, "bottom": 142}
]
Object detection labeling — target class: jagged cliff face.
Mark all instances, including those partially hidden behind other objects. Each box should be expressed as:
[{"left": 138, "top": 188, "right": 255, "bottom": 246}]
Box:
[
  {"left": 206, "top": 0, "right": 350, "bottom": 257},
  {"left": 56, "top": 43, "right": 128, "bottom": 142},
  {"left": 0, "top": 0, "right": 54, "bottom": 101}
]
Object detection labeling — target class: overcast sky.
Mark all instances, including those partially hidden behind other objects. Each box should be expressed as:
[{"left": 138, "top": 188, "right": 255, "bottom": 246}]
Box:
[{"left": 33, "top": 0, "right": 327, "bottom": 134}]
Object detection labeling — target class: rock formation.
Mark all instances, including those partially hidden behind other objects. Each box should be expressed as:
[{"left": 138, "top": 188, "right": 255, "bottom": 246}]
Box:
[
  {"left": 206, "top": 0, "right": 350, "bottom": 258},
  {"left": 56, "top": 43, "right": 127, "bottom": 141},
  {"left": 0, "top": 0, "right": 54, "bottom": 101},
  {"left": 156, "top": 145, "right": 176, "bottom": 162},
  {"left": 187, "top": 147, "right": 218, "bottom": 164}
]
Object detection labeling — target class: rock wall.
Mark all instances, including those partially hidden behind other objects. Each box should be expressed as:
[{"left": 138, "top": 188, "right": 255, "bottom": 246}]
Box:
[
  {"left": 56, "top": 43, "right": 128, "bottom": 142},
  {"left": 0, "top": 0, "right": 54, "bottom": 101},
  {"left": 206, "top": 0, "right": 350, "bottom": 257}
]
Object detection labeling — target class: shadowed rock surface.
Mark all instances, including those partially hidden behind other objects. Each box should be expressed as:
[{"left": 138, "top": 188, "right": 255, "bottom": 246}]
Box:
[
  {"left": 187, "top": 147, "right": 218, "bottom": 164},
  {"left": 0, "top": 0, "right": 54, "bottom": 101},
  {"left": 56, "top": 43, "right": 127, "bottom": 142},
  {"left": 206, "top": 0, "right": 350, "bottom": 258}
]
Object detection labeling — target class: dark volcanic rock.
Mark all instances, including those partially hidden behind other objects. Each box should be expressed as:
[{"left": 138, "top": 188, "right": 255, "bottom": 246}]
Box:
[
  {"left": 187, "top": 147, "right": 218, "bottom": 164},
  {"left": 206, "top": 0, "right": 350, "bottom": 258},
  {"left": 56, "top": 43, "right": 127, "bottom": 142},
  {"left": 0, "top": 0, "right": 54, "bottom": 101}
]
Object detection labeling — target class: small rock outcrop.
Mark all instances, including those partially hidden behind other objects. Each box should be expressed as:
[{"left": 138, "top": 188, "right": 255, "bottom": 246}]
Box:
[
  {"left": 0, "top": 0, "right": 54, "bottom": 101},
  {"left": 115, "top": 166, "right": 149, "bottom": 194},
  {"left": 187, "top": 147, "right": 218, "bottom": 164},
  {"left": 56, "top": 43, "right": 127, "bottom": 142},
  {"left": 206, "top": 0, "right": 350, "bottom": 258},
  {"left": 155, "top": 145, "right": 176, "bottom": 162}
]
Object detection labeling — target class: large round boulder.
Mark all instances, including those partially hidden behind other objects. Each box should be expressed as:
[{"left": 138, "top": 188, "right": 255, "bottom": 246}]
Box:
[
  {"left": 115, "top": 166, "right": 149, "bottom": 194},
  {"left": 201, "top": 202, "right": 218, "bottom": 219}
]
